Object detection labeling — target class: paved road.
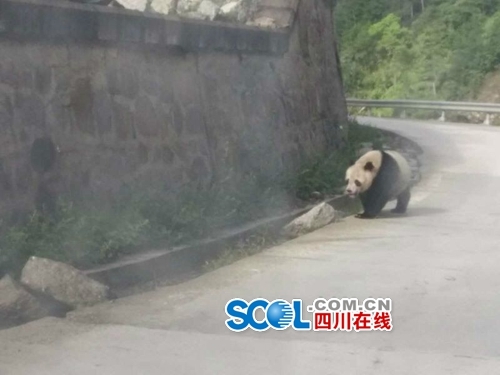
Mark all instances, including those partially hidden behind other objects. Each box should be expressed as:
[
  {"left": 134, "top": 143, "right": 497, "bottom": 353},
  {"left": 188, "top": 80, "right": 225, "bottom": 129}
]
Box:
[{"left": 2, "top": 117, "right": 500, "bottom": 374}]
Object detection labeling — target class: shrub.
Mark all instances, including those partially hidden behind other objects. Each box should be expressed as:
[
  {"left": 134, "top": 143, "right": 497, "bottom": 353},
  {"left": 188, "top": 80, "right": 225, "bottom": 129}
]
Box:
[{"left": 0, "top": 121, "right": 386, "bottom": 276}]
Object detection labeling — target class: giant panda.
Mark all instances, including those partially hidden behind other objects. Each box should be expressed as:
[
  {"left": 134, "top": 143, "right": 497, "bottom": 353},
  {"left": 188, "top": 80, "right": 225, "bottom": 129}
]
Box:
[{"left": 344, "top": 149, "right": 412, "bottom": 219}]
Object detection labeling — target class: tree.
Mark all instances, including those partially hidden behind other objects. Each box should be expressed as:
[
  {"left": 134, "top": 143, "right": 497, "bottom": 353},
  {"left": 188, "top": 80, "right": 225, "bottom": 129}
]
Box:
[{"left": 335, "top": 0, "right": 500, "bottom": 102}]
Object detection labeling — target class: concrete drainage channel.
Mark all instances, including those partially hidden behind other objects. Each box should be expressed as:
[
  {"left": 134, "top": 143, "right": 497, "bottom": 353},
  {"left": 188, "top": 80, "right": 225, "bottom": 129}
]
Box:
[
  {"left": 83, "top": 127, "right": 424, "bottom": 297},
  {"left": 0, "top": 129, "right": 423, "bottom": 329},
  {"left": 84, "top": 194, "right": 363, "bottom": 297}
]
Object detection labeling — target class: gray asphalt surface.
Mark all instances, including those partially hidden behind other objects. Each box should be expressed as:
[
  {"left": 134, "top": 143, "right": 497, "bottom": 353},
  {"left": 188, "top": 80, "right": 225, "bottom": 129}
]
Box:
[{"left": 2, "top": 117, "right": 500, "bottom": 374}]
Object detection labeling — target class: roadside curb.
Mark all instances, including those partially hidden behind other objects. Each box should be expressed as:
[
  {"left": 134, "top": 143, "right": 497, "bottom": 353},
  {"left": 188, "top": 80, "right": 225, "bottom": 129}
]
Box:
[
  {"left": 84, "top": 194, "right": 362, "bottom": 293},
  {"left": 83, "top": 128, "right": 422, "bottom": 295}
]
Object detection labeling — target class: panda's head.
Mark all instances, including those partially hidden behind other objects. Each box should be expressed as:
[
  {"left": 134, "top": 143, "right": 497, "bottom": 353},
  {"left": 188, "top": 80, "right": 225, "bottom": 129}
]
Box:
[{"left": 344, "top": 151, "right": 382, "bottom": 198}]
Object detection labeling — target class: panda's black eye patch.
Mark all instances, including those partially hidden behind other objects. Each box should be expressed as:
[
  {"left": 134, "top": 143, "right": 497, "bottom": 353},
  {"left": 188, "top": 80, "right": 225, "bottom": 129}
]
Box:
[{"left": 355, "top": 180, "right": 361, "bottom": 187}]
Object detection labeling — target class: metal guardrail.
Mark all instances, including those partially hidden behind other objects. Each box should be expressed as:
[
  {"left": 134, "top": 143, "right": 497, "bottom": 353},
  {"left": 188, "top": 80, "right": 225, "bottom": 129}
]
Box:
[{"left": 346, "top": 98, "right": 500, "bottom": 124}]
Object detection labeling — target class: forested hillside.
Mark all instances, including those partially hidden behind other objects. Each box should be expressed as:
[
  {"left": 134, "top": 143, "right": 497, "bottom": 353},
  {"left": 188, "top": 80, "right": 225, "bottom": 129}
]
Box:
[{"left": 335, "top": 0, "right": 500, "bottom": 102}]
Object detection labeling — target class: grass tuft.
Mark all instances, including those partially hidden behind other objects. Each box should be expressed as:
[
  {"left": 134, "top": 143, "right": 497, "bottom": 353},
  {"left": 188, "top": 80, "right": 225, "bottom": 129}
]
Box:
[{"left": 0, "top": 121, "right": 387, "bottom": 277}]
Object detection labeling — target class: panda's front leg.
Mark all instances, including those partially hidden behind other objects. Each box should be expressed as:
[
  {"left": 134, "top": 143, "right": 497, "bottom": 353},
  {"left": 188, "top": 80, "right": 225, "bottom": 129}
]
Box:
[{"left": 356, "top": 192, "right": 389, "bottom": 219}]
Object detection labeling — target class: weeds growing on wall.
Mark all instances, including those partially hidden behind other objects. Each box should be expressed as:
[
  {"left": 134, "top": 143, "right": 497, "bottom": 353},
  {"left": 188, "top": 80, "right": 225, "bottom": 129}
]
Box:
[
  {"left": 0, "top": 121, "right": 387, "bottom": 276},
  {"left": 291, "top": 121, "right": 386, "bottom": 200}
]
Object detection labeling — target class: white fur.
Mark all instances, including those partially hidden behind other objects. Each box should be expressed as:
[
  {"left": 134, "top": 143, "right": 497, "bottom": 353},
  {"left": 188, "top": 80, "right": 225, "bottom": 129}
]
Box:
[
  {"left": 345, "top": 150, "right": 382, "bottom": 197},
  {"left": 345, "top": 150, "right": 411, "bottom": 200}
]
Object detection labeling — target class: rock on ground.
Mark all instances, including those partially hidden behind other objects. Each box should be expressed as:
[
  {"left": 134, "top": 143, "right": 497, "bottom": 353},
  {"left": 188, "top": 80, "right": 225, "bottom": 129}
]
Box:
[
  {"left": 282, "top": 202, "right": 336, "bottom": 239},
  {"left": 21, "top": 257, "right": 111, "bottom": 309},
  {"left": 0, "top": 275, "right": 49, "bottom": 329}
]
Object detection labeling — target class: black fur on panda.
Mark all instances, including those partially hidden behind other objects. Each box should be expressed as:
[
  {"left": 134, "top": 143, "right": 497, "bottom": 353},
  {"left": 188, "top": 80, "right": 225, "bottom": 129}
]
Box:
[{"left": 345, "top": 150, "right": 412, "bottom": 219}]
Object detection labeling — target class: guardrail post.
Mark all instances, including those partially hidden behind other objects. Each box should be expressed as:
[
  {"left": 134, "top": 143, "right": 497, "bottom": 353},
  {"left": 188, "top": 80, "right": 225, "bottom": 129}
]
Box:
[
  {"left": 484, "top": 114, "right": 491, "bottom": 126},
  {"left": 439, "top": 111, "right": 446, "bottom": 122}
]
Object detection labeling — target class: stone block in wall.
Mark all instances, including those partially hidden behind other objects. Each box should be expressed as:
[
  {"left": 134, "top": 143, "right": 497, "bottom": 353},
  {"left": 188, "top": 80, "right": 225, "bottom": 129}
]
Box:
[
  {"left": 183, "top": 106, "right": 205, "bottom": 135},
  {"left": 114, "top": 0, "right": 148, "bottom": 11},
  {"left": 107, "top": 67, "right": 139, "bottom": 99},
  {"left": 137, "top": 142, "right": 149, "bottom": 164},
  {"left": 140, "top": 67, "right": 161, "bottom": 97},
  {"left": 144, "top": 17, "right": 165, "bottom": 45},
  {"left": 258, "top": 0, "right": 298, "bottom": 10},
  {"left": 134, "top": 95, "right": 162, "bottom": 138},
  {"left": 0, "top": 60, "right": 34, "bottom": 90},
  {"left": 69, "top": 77, "right": 95, "bottom": 136},
  {"left": 0, "top": 91, "right": 13, "bottom": 133},
  {"left": 1, "top": 0, "right": 291, "bottom": 54},
  {"left": 251, "top": 7, "right": 293, "bottom": 28},
  {"left": 178, "top": 0, "right": 202, "bottom": 13},
  {"left": 197, "top": 0, "right": 220, "bottom": 20},
  {"left": 187, "top": 156, "right": 210, "bottom": 183},
  {"left": 119, "top": 14, "right": 144, "bottom": 43},
  {"left": 170, "top": 102, "right": 184, "bottom": 135},
  {"left": 163, "top": 18, "right": 183, "bottom": 45},
  {"left": 3, "top": 0, "right": 44, "bottom": 37},
  {"left": 93, "top": 90, "right": 113, "bottom": 136},
  {"left": 113, "top": 101, "right": 136, "bottom": 140},
  {"left": 97, "top": 12, "right": 119, "bottom": 41},
  {"left": 34, "top": 65, "right": 52, "bottom": 96},
  {"left": 42, "top": 6, "right": 97, "bottom": 41},
  {"left": 171, "top": 141, "right": 191, "bottom": 163},
  {"left": 0, "top": 0, "right": 347, "bottom": 220},
  {"left": 14, "top": 159, "right": 33, "bottom": 195},
  {"left": 151, "top": 0, "right": 175, "bottom": 15},
  {"left": 161, "top": 145, "right": 175, "bottom": 164},
  {"left": 0, "top": 160, "right": 13, "bottom": 195},
  {"left": 218, "top": 1, "right": 248, "bottom": 23},
  {"left": 13, "top": 92, "right": 46, "bottom": 131}
]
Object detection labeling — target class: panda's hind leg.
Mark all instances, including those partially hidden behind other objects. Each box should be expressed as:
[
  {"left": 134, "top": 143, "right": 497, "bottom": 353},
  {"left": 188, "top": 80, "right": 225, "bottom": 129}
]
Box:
[{"left": 391, "top": 187, "right": 411, "bottom": 214}]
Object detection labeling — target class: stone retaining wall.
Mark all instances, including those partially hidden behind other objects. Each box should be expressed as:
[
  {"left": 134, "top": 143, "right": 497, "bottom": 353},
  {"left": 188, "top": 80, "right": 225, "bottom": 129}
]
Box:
[{"left": 0, "top": 0, "right": 347, "bottom": 216}]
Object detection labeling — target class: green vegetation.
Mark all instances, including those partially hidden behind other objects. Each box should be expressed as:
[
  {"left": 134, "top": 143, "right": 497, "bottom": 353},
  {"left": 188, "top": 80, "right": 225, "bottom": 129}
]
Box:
[
  {"left": 291, "top": 122, "right": 386, "bottom": 200},
  {"left": 203, "top": 228, "right": 283, "bottom": 272},
  {"left": 336, "top": 0, "right": 500, "bottom": 114},
  {"left": 0, "top": 122, "right": 387, "bottom": 277}
]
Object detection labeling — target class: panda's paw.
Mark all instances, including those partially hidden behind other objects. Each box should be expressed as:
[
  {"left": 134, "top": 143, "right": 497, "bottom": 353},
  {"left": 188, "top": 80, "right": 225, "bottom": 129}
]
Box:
[
  {"left": 355, "top": 213, "right": 376, "bottom": 219},
  {"left": 390, "top": 208, "right": 407, "bottom": 214}
]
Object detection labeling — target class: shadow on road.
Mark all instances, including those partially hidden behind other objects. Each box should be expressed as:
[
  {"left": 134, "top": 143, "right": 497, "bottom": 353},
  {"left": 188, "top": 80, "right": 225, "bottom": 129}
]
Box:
[{"left": 379, "top": 206, "right": 447, "bottom": 219}]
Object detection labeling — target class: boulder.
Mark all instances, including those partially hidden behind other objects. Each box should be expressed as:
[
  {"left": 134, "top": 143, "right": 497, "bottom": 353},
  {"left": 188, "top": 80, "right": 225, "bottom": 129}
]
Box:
[
  {"left": 218, "top": 1, "right": 247, "bottom": 22},
  {"left": 150, "top": 0, "right": 175, "bottom": 14},
  {"left": 112, "top": 0, "right": 148, "bottom": 11},
  {"left": 181, "top": 11, "right": 207, "bottom": 19},
  {"left": 282, "top": 202, "right": 336, "bottom": 239},
  {"left": 197, "top": 0, "right": 220, "bottom": 20},
  {"left": 247, "top": 16, "right": 277, "bottom": 28},
  {"left": 0, "top": 275, "right": 49, "bottom": 329},
  {"left": 178, "top": 0, "right": 201, "bottom": 13},
  {"left": 21, "top": 257, "right": 111, "bottom": 309}
]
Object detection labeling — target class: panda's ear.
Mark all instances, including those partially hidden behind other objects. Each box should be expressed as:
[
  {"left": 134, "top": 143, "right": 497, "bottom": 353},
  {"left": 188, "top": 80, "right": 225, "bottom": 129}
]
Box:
[
  {"left": 349, "top": 159, "right": 355, "bottom": 166},
  {"left": 364, "top": 161, "right": 375, "bottom": 171}
]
